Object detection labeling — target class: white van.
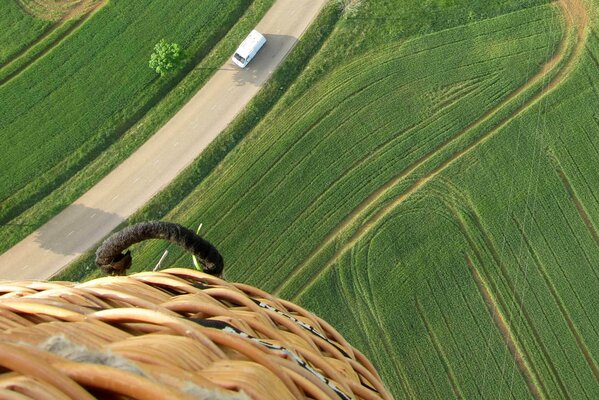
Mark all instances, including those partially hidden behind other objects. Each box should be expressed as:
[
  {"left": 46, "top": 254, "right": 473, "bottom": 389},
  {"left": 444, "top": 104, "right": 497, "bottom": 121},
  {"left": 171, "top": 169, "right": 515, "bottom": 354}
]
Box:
[{"left": 232, "top": 30, "right": 266, "bottom": 68}]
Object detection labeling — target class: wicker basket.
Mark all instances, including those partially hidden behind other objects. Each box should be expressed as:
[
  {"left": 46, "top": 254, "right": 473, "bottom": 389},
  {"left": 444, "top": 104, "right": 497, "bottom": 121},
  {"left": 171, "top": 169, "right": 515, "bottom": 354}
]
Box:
[{"left": 0, "top": 268, "right": 392, "bottom": 399}]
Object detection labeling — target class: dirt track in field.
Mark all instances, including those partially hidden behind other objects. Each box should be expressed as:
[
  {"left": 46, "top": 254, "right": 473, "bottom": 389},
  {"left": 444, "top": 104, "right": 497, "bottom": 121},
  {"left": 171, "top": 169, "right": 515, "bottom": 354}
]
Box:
[{"left": 278, "top": 0, "right": 590, "bottom": 299}]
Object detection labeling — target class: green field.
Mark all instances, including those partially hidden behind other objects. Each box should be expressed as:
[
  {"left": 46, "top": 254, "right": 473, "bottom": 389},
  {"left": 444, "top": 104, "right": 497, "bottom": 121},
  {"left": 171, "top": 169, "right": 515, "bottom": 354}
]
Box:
[
  {"left": 0, "top": 0, "right": 51, "bottom": 66},
  {"left": 58, "top": 0, "right": 598, "bottom": 398},
  {"left": 0, "top": 0, "right": 248, "bottom": 210},
  {"left": 0, "top": 0, "right": 278, "bottom": 252},
  {"left": 0, "top": 2, "right": 96, "bottom": 86}
]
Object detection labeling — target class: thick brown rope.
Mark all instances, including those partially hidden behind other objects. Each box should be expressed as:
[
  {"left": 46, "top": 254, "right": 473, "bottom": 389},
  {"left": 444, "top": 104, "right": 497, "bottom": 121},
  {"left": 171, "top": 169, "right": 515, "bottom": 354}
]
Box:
[{"left": 95, "top": 221, "right": 223, "bottom": 276}]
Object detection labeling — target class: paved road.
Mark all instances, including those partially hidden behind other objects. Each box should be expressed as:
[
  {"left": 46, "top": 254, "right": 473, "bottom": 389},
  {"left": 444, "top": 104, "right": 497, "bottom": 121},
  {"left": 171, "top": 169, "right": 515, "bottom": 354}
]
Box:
[{"left": 0, "top": 0, "right": 327, "bottom": 280}]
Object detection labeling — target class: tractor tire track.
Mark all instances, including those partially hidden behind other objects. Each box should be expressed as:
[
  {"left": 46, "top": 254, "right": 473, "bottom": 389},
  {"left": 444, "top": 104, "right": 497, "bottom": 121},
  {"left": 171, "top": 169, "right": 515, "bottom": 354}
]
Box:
[
  {"left": 553, "top": 158, "right": 599, "bottom": 248},
  {"left": 428, "top": 181, "right": 574, "bottom": 398},
  {"left": 526, "top": 202, "right": 599, "bottom": 339},
  {"left": 513, "top": 216, "right": 599, "bottom": 382},
  {"left": 415, "top": 298, "right": 465, "bottom": 399},
  {"left": 282, "top": 0, "right": 587, "bottom": 299},
  {"left": 452, "top": 206, "right": 573, "bottom": 399},
  {"left": 0, "top": 1, "right": 105, "bottom": 87},
  {"left": 466, "top": 255, "right": 547, "bottom": 400}
]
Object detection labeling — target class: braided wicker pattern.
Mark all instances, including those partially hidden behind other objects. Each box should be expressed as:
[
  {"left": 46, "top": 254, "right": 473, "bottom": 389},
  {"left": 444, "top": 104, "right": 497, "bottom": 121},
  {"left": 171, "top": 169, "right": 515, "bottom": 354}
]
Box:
[{"left": 0, "top": 268, "right": 392, "bottom": 399}]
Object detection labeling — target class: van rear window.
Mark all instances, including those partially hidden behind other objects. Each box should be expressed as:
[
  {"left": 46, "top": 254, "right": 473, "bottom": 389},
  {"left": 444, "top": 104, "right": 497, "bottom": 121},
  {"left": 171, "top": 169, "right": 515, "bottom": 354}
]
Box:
[{"left": 234, "top": 53, "right": 246, "bottom": 63}]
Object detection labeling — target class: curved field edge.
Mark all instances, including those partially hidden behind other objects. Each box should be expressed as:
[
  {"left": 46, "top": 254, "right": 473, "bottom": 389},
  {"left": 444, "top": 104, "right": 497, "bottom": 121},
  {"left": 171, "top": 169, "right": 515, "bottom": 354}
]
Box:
[
  {"left": 0, "top": 0, "right": 275, "bottom": 254},
  {"left": 16, "top": 0, "right": 101, "bottom": 21},
  {"left": 53, "top": 1, "right": 342, "bottom": 281}
]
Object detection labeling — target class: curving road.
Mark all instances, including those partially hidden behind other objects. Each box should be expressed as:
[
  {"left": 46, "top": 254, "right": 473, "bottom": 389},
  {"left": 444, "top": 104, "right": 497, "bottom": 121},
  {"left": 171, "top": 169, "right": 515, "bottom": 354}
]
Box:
[{"left": 0, "top": 0, "right": 328, "bottom": 280}]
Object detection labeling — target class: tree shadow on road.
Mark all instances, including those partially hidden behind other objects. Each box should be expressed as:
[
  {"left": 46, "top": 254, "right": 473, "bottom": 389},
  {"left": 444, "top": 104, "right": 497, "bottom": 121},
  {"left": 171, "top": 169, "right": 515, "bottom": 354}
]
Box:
[{"left": 35, "top": 204, "right": 124, "bottom": 256}]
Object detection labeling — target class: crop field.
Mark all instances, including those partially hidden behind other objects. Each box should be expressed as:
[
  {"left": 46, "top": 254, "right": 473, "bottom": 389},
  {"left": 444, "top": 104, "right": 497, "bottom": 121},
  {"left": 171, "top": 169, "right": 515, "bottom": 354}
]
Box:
[
  {"left": 63, "top": 0, "right": 598, "bottom": 398},
  {"left": 0, "top": 0, "right": 51, "bottom": 66},
  {"left": 0, "top": 1, "right": 101, "bottom": 86},
  {"left": 0, "top": 0, "right": 264, "bottom": 251}
]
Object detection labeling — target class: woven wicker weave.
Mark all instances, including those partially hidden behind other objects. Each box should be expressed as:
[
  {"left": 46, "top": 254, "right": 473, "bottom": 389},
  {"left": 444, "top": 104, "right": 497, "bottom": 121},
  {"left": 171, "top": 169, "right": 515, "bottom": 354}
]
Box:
[{"left": 0, "top": 268, "right": 392, "bottom": 399}]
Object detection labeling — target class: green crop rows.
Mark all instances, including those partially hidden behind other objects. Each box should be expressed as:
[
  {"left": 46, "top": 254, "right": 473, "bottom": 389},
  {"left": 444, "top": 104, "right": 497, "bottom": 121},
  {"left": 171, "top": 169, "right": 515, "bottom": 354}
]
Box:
[
  {"left": 98, "top": 0, "right": 599, "bottom": 397},
  {"left": 0, "top": 0, "right": 280, "bottom": 252},
  {"left": 0, "top": 0, "right": 249, "bottom": 206},
  {"left": 0, "top": 0, "right": 50, "bottom": 66}
]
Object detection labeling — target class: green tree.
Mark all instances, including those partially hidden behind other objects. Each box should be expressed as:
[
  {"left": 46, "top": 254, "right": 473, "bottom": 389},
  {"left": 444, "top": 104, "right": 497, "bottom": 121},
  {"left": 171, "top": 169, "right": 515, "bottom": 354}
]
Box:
[{"left": 149, "top": 39, "right": 182, "bottom": 76}]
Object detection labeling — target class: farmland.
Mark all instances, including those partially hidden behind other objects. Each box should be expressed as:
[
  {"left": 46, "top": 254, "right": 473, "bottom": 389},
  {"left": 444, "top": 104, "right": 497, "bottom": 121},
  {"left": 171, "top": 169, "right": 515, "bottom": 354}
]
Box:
[
  {"left": 0, "top": 0, "right": 50, "bottom": 66},
  {"left": 82, "top": 0, "right": 599, "bottom": 397},
  {"left": 0, "top": 1, "right": 101, "bottom": 86},
  {"left": 0, "top": 0, "right": 276, "bottom": 252}
]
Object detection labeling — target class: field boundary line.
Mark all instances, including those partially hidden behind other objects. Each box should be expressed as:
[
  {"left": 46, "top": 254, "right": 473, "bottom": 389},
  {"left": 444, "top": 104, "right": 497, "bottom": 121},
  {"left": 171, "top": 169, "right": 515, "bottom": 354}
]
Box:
[
  {"left": 281, "top": 0, "right": 588, "bottom": 299},
  {"left": 465, "top": 255, "right": 546, "bottom": 400}
]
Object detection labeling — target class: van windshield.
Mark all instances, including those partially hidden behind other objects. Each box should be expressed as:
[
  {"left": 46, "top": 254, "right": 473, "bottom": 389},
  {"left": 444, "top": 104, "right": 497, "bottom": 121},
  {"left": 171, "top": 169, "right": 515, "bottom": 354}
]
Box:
[{"left": 234, "top": 53, "right": 246, "bottom": 63}]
